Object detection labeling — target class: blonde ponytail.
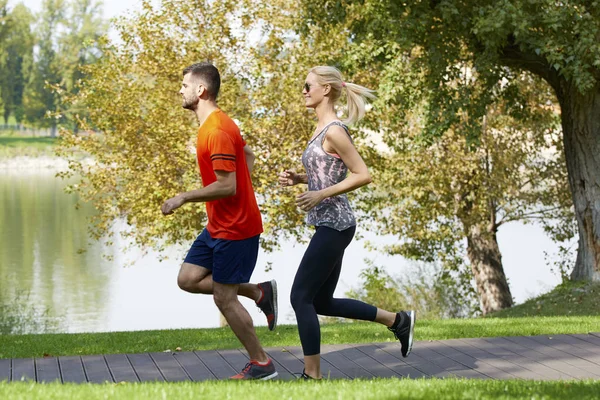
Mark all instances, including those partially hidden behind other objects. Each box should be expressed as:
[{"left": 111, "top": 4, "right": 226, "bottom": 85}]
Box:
[{"left": 309, "top": 66, "right": 376, "bottom": 125}]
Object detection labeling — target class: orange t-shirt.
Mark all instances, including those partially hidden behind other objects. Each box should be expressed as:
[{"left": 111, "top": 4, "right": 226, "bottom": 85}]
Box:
[{"left": 196, "top": 109, "right": 263, "bottom": 240}]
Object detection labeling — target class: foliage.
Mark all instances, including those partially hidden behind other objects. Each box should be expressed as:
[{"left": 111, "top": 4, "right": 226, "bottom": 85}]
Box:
[
  {"left": 490, "top": 280, "right": 600, "bottom": 318},
  {"left": 58, "top": 0, "right": 352, "bottom": 252},
  {"left": 0, "top": 2, "right": 34, "bottom": 124},
  {"left": 354, "top": 72, "right": 573, "bottom": 279},
  {"left": 346, "top": 261, "right": 479, "bottom": 319},
  {"left": 0, "top": 0, "right": 105, "bottom": 129},
  {"left": 303, "top": 0, "right": 600, "bottom": 132},
  {"left": 0, "top": 289, "right": 61, "bottom": 335},
  {"left": 300, "top": 0, "right": 600, "bottom": 281}
]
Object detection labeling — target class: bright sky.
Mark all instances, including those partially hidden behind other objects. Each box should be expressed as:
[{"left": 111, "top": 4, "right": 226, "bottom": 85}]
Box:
[{"left": 9, "top": 0, "right": 143, "bottom": 20}]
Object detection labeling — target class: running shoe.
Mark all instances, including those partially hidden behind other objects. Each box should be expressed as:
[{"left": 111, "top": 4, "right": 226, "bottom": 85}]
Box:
[
  {"left": 256, "top": 280, "right": 278, "bottom": 331},
  {"left": 230, "top": 359, "right": 278, "bottom": 380},
  {"left": 388, "top": 310, "right": 415, "bottom": 357}
]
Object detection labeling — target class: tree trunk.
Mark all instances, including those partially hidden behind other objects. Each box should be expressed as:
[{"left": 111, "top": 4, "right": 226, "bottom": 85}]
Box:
[
  {"left": 465, "top": 224, "right": 513, "bottom": 314},
  {"left": 499, "top": 43, "right": 600, "bottom": 282},
  {"left": 557, "top": 84, "right": 600, "bottom": 281}
]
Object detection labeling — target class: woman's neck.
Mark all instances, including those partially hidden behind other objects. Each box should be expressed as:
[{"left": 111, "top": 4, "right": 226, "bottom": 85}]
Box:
[{"left": 314, "top": 102, "right": 338, "bottom": 128}]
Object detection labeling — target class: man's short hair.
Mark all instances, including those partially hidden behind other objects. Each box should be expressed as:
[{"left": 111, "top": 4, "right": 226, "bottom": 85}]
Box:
[{"left": 183, "top": 62, "right": 221, "bottom": 100}]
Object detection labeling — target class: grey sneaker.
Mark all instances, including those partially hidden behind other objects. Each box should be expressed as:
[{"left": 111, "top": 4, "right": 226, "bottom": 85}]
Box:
[
  {"left": 256, "top": 280, "right": 278, "bottom": 331},
  {"left": 230, "top": 359, "right": 278, "bottom": 380},
  {"left": 388, "top": 310, "right": 415, "bottom": 357}
]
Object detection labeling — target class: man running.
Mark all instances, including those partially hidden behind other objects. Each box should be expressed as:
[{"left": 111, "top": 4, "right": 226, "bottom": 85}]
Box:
[{"left": 161, "top": 62, "right": 277, "bottom": 380}]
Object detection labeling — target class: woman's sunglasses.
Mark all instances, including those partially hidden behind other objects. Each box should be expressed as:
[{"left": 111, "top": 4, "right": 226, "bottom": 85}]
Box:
[{"left": 303, "top": 82, "right": 311, "bottom": 92}]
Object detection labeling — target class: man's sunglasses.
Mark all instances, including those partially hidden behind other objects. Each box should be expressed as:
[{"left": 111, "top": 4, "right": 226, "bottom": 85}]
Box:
[{"left": 303, "top": 82, "right": 311, "bottom": 92}]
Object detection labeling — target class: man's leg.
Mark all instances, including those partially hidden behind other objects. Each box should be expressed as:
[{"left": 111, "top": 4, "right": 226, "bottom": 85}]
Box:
[
  {"left": 180, "top": 229, "right": 278, "bottom": 331},
  {"left": 213, "top": 282, "right": 268, "bottom": 362},
  {"left": 177, "top": 262, "right": 261, "bottom": 300}
]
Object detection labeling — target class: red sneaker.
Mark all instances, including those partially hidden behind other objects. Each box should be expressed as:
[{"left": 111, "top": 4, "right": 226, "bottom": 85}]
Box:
[{"left": 256, "top": 280, "right": 278, "bottom": 331}]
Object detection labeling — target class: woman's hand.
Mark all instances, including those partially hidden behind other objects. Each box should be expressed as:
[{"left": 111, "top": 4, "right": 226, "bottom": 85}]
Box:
[
  {"left": 296, "top": 190, "right": 324, "bottom": 211},
  {"left": 279, "top": 169, "right": 301, "bottom": 187}
]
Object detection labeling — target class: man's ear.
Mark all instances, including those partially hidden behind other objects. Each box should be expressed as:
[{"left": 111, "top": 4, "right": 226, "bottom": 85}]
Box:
[{"left": 196, "top": 84, "right": 205, "bottom": 99}]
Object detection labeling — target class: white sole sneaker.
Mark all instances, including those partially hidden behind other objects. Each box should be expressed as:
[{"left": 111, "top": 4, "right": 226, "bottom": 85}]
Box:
[{"left": 405, "top": 310, "right": 416, "bottom": 357}]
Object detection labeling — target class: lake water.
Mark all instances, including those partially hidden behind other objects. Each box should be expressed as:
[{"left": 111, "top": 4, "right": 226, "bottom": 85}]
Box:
[{"left": 0, "top": 166, "right": 562, "bottom": 334}]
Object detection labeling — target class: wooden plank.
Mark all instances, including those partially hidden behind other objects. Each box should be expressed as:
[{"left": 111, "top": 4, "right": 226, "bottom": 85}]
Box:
[
  {"left": 496, "top": 336, "right": 596, "bottom": 379},
  {"left": 59, "top": 356, "right": 87, "bottom": 383},
  {"left": 548, "top": 334, "right": 600, "bottom": 364},
  {"left": 149, "top": 353, "right": 190, "bottom": 382},
  {"left": 355, "top": 344, "right": 427, "bottom": 379},
  {"left": 375, "top": 342, "right": 451, "bottom": 378},
  {"left": 515, "top": 336, "right": 600, "bottom": 377},
  {"left": 0, "top": 359, "right": 10, "bottom": 382},
  {"left": 549, "top": 334, "right": 600, "bottom": 352},
  {"left": 217, "top": 349, "right": 250, "bottom": 374},
  {"left": 127, "top": 353, "right": 164, "bottom": 382},
  {"left": 265, "top": 347, "right": 305, "bottom": 377},
  {"left": 320, "top": 344, "right": 373, "bottom": 379},
  {"left": 484, "top": 337, "right": 577, "bottom": 379},
  {"left": 458, "top": 338, "right": 547, "bottom": 380},
  {"left": 338, "top": 345, "right": 401, "bottom": 378},
  {"left": 11, "top": 358, "right": 35, "bottom": 382},
  {"left": 173, "top": 352, "right": 215, "bottom": 381},
  {"left": 35, "top": 357, "right": 61, "bottom": 383},
  {"left": 426, "top": 340, "right": 515, "bottom": 379},
  {"left": 194, "top": 350, "right": 236, "bottom": 380},
  {"left": 443, "top": 339, "right": 527, "bottom": 379},
  {"left": 81, "top": 355, "right": 113, "bottom": 383},
  {"left": 285, "top": 345, "right": 348, "bottom": 379},
  {"left": 104, "top": 354, "right": 138, "bottom": 383},
  {"left": 417, "top": 341, "right": 489, "bottom": 379},
  {"left": 569, "top": 334, "right": 600, "bottom": 347}
]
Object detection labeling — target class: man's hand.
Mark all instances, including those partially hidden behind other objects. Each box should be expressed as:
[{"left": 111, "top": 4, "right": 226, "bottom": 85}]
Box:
[
  {"left": 279, "top": 169, "right": 300, "bottom": 186},
  {"left": 161, "top": 195, "right": 186, "bottom": 215}
]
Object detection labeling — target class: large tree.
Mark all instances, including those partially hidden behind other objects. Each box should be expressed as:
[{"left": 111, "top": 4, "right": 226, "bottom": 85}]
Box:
[
  {"left": 302, "top": 0, "right": 600, "bottom": 282},
  {"left": 59, "top": 0, "right": 345, "bottom": 252},
  {"left": 24, "top": 0, "right": 66, "bottom": 133},
  {"left": 0, "top": 3, "right": 34, "bottom": 124},
  {"left": 58, "top": 0, "right": 106, "bottom": 132},
  {"left": 358, "top": 72, "right": 573, "bottom": 313}
]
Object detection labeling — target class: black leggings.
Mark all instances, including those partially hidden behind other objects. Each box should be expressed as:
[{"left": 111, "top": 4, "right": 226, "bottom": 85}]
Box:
[{"left": 290, "top": 225, "right": 378, "bottom": 356}]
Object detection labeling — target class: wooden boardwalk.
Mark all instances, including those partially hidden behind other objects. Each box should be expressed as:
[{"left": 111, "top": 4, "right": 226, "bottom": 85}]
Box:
[{"left": 2, "top": 333, "right": 600, "bottom": 383}]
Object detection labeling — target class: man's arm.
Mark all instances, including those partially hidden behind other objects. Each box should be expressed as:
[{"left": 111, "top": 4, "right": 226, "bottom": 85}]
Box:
[
  {"left": 244, "top": 144, "right": 255, "bottom": 174},
  {"left": 161, "top": 170, "right": 236, "bottom": 215}
]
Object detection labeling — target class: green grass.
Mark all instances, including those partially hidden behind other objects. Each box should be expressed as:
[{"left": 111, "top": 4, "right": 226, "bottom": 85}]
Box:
[
  {"left": 0, "top": 136, "right": 58, "bottom": 157},
  {"left": 491, "top": 281, "right": 600, "bottom": 318},
  {"left": 1, "top": 379, "right": 599, "bottom": 400},
  {"left": 1, "top": 316, "right": 598, "bottom": 359}
]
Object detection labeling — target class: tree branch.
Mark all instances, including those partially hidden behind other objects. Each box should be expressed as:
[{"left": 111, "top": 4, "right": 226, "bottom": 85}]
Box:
[
  {"left": 497, "top": 205, "right": 566, "bottom": 226},
  {"left": 498, "top": 36, "right": 562, "bottom": 96}
]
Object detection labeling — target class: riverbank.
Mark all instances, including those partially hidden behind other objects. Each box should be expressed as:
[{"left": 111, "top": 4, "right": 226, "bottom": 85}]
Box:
[{"left": 0, "top": 156, "right": 70, "bottom": 171}]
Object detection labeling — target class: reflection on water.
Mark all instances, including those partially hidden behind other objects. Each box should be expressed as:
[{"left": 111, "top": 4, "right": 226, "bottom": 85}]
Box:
[
  {"left": 0, "top": 169, "right": 307, "bottom": 333},
  {"left": 0, "top": 170, "right": 114, "bottom": 332}
]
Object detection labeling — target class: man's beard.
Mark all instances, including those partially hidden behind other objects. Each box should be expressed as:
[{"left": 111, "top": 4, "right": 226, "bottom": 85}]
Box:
[{"left": 182, "top": 96, "right": 199, "bottom": 110}]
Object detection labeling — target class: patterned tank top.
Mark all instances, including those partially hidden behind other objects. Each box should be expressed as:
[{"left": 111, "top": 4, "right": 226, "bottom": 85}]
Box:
[{"left": 301, "top": 121, "right": 357, "bottom": 231}]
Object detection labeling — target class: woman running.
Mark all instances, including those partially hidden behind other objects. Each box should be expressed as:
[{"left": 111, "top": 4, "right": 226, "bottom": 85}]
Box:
[{"left": 279, "top": 66, "right": 415, "bottom": 380}]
